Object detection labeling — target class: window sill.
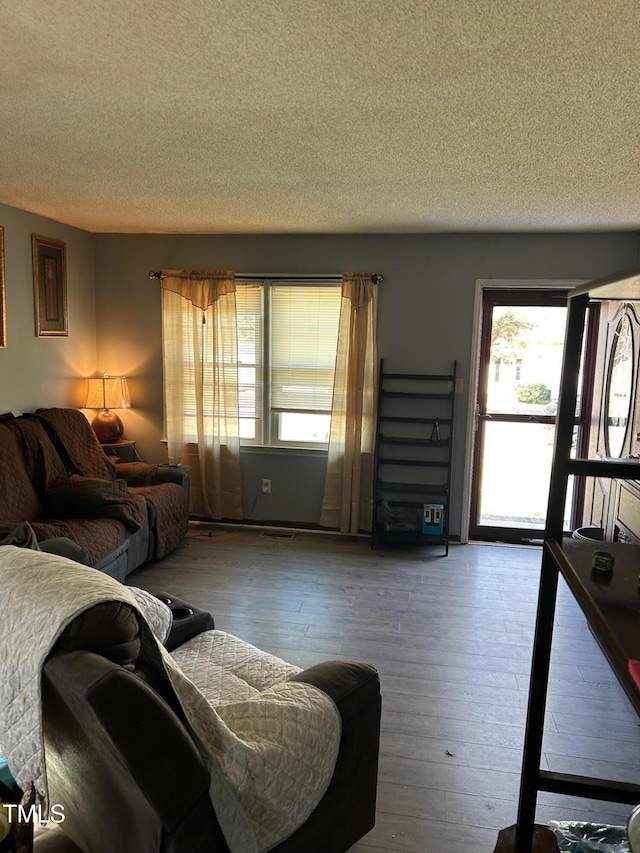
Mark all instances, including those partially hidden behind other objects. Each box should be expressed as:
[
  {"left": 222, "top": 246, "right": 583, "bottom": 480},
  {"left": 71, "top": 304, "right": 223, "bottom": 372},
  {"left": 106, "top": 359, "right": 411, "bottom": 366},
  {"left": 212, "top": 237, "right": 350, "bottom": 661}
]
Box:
[
  {"left": 240, "top": 444, "right": 328, "bottom": 458},
  {"left": 161, "top": 439, "right": 328, "bottom": 458}
]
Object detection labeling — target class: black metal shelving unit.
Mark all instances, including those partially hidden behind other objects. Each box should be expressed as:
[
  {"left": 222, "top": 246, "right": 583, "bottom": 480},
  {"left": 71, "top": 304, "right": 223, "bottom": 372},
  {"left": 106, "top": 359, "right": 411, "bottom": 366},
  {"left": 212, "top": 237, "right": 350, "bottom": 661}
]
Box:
[
  {"left": 371, "top": 359, "right": 457, "bottom": 555},
  {"left": 500, "top": 267, "right": 640, "bottom": 853}
]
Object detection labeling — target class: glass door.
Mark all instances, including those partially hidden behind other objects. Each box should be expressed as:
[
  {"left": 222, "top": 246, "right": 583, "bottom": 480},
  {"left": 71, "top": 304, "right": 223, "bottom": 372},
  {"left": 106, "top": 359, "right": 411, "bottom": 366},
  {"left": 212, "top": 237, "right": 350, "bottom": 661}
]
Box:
[{"left": 469, "top": 290, "right": 592, "bottom": 543}]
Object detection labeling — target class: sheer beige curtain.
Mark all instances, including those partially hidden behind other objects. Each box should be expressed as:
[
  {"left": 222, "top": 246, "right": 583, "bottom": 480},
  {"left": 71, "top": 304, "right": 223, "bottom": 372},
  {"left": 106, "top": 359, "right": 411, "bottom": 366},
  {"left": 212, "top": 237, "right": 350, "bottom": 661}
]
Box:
[
  {"left": 161, "top": 270, "right": 243, "bottom": 519},
  {"left": 320, "top": 274, "right": 378, "bottom": 534}
]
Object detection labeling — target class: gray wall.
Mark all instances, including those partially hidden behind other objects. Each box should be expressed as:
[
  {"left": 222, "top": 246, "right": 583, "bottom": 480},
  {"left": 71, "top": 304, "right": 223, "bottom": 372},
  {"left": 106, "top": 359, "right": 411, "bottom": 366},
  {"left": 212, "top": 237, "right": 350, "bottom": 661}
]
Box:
[
  {"left": 0, "top": 203, "right": 96, "bottom": 412},
  {"left": 2, "top": 200, "right": 637, "bottom": 535},
  {"left": 92, "top": 231, "right": 640, "bottom": 535}
]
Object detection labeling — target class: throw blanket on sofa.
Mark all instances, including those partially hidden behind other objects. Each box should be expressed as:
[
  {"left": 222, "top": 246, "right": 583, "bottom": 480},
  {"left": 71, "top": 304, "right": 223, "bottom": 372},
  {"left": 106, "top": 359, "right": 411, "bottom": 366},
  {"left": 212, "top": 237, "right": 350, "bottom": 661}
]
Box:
[
  {"left": 0, "top": 547, "right": 340, "bottom": 853},
  {"left": 45, "top": 474, "right": 146, "bottom": 531}
]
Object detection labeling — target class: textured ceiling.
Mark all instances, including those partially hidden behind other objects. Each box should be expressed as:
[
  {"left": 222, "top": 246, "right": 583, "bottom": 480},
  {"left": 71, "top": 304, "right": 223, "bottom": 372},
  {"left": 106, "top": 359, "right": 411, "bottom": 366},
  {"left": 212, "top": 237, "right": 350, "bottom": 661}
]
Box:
[{"left": 1, "top": 1, "right": 640, "bottom": 234}]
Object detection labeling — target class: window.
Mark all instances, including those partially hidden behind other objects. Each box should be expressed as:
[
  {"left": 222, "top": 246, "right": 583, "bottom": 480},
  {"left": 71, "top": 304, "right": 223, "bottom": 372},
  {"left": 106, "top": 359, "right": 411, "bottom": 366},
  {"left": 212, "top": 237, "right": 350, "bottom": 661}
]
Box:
[{"left": 237, "top": 280, "right": 341, "bottom": 448}]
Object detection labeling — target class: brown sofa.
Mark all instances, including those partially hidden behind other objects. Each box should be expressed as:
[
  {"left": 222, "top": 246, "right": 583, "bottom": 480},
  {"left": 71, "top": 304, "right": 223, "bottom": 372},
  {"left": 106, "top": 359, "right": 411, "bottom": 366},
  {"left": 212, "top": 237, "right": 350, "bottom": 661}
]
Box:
[{"left": 0, "top": 408, "right": 191, "bottom": 579}]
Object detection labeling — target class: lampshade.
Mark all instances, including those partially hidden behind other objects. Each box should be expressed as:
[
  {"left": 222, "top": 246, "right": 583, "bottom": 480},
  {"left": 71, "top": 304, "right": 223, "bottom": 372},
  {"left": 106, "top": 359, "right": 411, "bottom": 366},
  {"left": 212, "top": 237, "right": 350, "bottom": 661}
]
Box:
[
  {"left": 84, "top": 374, "right": 131, "bottom": 442},
  {"left": 85, "top": 375, "right": 131, "bottom": 410}
]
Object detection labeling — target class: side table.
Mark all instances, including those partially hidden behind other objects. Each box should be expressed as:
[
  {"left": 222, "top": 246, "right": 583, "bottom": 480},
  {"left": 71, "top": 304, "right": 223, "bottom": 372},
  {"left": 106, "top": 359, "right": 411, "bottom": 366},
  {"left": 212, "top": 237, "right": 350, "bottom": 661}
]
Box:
[{"left": 100, "top": 439, "right": 137, "bottom": 464}]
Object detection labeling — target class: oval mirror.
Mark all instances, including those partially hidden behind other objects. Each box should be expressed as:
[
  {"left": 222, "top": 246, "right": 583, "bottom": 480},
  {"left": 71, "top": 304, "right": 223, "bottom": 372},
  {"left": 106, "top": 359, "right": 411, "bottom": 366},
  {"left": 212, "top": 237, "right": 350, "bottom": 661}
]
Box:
[{"left": 606, "top": 312, "right": 634, "bottom": 458}]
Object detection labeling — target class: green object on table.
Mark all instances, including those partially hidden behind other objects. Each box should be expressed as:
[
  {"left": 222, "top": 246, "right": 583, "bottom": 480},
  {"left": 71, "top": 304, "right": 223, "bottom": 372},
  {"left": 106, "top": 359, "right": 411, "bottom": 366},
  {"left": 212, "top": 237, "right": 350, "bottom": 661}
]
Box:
[{"left": 591, "top": 550, "right": 614, "bottom": 573}]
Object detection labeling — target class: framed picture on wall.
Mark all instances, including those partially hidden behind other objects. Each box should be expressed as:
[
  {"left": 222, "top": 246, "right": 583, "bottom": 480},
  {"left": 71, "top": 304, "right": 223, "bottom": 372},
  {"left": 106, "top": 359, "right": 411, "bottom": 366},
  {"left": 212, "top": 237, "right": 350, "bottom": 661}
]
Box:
[
  {"left": 0, "top": 226, "right": 6, "bottom": 348},
  {"left": 32, "top": 234, "right": 68, "bottom": 336}
]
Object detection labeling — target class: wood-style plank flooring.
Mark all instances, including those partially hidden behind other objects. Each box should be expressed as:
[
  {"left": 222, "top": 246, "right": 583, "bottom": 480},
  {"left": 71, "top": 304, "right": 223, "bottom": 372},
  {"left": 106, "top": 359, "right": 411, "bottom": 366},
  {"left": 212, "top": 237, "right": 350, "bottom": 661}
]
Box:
[{"left": 127, "top": 525, "right": 640, "bottom": 853}]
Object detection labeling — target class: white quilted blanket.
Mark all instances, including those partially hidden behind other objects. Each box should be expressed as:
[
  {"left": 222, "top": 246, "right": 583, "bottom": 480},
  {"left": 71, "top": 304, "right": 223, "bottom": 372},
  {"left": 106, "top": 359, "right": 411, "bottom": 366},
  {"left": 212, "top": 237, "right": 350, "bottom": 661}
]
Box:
[
  {"left": 0, "top": 547, "right": 341, "bottom": 853},
  {"left": 171, "top": 630, "right": 302, "bottom": 704}
]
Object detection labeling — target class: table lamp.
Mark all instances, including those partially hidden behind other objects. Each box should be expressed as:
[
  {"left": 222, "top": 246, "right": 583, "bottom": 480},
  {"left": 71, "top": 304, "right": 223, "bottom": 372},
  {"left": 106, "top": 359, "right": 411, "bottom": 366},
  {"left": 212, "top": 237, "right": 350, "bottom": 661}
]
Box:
[{"left": 84, "top": 374, "right": 131, "bottom": 442}]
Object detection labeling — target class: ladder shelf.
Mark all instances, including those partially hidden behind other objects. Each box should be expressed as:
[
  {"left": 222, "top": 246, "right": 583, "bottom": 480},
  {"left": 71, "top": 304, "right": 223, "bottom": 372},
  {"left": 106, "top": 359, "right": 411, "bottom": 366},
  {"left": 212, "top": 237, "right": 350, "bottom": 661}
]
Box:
[{"left": 371, "top": 359, "right": 457, "bottom": 555}]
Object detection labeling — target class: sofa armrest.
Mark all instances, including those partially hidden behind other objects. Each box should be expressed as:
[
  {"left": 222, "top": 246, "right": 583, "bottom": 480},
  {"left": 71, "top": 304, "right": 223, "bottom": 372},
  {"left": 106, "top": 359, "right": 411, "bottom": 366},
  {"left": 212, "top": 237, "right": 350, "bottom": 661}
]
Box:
[
  {"left": 114, "top": 461, "right": 160, "bottom": 483},
  {"left": 154, "top": 464, "right": 192, "bottom": 489},
  {"left": 279, "top": 661, "right": 381, "bottom": 852},
  {"left": 289, "top": 660, "right": 380, "bottom": 722},
  {"left": 116, "top": 463, "right": 191, "bottom": 516},
  {"left": 114, "top": 462, "right": 191, "bottom": 488}
]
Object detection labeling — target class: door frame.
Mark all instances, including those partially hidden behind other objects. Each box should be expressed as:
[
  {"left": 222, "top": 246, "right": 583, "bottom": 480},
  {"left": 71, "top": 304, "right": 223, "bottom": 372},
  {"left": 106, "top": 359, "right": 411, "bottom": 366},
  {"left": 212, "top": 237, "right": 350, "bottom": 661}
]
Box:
[{"left": 460, "top": 278, "right": 587, "bottom": 544}]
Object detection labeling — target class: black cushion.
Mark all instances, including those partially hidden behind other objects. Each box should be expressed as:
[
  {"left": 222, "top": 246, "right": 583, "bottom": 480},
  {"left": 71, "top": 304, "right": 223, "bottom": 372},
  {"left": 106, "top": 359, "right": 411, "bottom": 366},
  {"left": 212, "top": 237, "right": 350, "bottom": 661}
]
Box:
[{"left": 55, "top": 601, "right": 141, "bottom": 669}]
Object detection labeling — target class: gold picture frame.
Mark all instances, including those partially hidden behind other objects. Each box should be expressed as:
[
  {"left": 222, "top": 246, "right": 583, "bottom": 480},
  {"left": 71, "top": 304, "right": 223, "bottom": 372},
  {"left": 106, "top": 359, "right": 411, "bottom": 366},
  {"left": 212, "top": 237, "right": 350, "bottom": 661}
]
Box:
[
  {"left": 32, "top": 234, "right": 68, "bottom": 337},
  {"left": 0, "top": 227, "right": 6, "bottom": 348}
]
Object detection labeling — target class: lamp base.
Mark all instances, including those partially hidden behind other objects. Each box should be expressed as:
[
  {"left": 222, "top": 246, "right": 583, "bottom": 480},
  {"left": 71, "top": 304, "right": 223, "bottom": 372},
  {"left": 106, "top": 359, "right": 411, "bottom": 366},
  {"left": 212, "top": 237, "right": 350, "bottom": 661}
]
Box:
[{"left": 91, "top": 409, "right": 124, "bottom": 443}]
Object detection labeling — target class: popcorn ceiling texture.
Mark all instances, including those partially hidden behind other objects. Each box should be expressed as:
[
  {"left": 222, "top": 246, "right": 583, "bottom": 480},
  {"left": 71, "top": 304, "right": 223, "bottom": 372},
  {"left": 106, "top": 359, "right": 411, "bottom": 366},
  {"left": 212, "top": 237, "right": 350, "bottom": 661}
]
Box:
[{"left": 0, "top": 0, "right": 639, "bottom": 234}]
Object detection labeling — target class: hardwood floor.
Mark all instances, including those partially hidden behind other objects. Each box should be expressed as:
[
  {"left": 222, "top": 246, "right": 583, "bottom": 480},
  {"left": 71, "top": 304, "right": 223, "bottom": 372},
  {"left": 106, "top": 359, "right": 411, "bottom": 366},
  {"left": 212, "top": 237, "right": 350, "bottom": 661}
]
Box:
[{"left": 127, "top": 525, "right": 640, "bottom": 853}]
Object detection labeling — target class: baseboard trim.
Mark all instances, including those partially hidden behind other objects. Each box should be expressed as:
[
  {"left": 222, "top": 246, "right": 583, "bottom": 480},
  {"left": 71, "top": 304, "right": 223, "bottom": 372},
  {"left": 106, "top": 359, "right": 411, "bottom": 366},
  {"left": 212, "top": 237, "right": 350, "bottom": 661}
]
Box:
[
  {"left": 189, "top": 517, "right": 463, "bottom": 544},
  {"left": 188, "top": 518, "right": 369, "bottom": 538}
]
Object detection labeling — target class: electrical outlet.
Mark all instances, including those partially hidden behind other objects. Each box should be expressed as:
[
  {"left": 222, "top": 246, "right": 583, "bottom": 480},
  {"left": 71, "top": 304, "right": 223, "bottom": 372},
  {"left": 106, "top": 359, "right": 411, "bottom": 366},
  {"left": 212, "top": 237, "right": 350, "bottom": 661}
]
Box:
[{"left": 261, "top": 478, "right": 271, "bottom": 494}]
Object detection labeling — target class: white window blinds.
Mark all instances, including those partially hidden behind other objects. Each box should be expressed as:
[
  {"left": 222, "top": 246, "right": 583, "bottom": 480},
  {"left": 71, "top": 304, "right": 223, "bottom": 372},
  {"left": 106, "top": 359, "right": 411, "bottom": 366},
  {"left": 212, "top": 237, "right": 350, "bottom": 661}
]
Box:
[
  {"left": 270, "top": 284, "right": 341, "bottom": 413},
  {"left": 236, "top": 283, "right": 263, "bottom": 439}
]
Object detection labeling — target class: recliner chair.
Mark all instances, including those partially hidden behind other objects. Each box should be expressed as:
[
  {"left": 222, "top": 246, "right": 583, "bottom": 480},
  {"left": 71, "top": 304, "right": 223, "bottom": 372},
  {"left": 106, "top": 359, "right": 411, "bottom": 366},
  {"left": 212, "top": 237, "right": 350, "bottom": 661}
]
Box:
[{"left": 42, "top": 599, "right": 381, "bottom": 853}]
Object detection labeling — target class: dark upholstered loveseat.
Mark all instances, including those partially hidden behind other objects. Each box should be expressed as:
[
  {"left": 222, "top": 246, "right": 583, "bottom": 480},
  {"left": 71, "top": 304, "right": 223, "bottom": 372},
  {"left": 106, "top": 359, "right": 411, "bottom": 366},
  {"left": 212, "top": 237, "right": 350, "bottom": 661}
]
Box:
[{"left": 0, "top": 408, "right": 190, "bottom": 579}]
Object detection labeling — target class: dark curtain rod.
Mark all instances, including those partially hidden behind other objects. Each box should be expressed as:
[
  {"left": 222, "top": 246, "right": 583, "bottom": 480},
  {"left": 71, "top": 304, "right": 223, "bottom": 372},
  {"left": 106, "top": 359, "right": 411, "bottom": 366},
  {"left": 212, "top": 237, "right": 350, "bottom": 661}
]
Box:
[{"left": 148, "top": 271, "right": 382, "bottom": 284}]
